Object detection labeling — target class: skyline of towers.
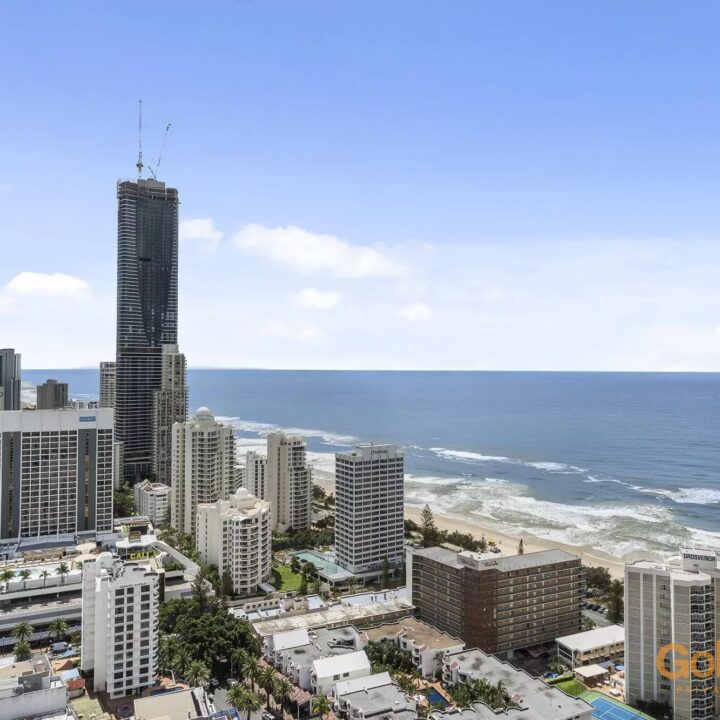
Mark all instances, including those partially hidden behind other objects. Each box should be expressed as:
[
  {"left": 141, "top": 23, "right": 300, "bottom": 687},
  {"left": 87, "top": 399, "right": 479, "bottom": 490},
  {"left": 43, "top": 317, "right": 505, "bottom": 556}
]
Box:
[
  {"left": 0, "top": 348, "right": 21, "bottom": 411},
  {"left": 115, "top": 178, "right": 179, "bottom": 482}
]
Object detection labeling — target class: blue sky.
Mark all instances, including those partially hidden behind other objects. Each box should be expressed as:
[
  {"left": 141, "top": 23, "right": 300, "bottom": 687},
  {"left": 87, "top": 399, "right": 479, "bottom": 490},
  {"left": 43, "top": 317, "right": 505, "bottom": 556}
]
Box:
[{"left": 2, "top": 2, "right": 720, "bottom": 369}]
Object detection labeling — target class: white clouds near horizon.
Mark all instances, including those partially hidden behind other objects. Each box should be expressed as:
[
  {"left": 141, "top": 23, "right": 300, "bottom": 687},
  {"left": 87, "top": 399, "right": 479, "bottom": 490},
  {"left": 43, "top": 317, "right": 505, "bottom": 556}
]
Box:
[
  {"left": 291, "top": 288, "right": 340, "bottom": 310},
  {"left": 179, "top": 218, "right": 224, "bottom": 250},
  {"left": 397, "top": 302, "right": 434, "bottom": 321}
]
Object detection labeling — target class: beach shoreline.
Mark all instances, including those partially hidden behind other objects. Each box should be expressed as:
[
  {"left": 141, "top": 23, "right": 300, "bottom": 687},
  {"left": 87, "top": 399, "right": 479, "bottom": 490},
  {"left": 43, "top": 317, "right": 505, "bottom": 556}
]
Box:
[{"left": 312, "top": 467, "right": 625, "bottom": 580}]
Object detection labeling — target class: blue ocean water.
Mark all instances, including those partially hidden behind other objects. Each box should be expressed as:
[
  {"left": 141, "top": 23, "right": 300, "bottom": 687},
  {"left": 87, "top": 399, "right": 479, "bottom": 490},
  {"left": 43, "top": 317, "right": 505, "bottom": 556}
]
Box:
[{"left": 24, "top": 369, "right": 720, "bottom": 560}]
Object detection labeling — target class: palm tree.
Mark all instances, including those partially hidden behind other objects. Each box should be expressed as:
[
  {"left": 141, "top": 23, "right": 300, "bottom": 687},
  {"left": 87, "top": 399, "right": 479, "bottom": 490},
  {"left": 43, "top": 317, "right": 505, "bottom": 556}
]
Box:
[
  {"left": 259, "top": 665, "right": 277, "bottom": 710},
  {"left": 18, "top": 569, "right": 31, "bottom": 590},
  {"left": 274, "top": 677, "right": 293, "bottom": 714},
  {"left": 230, "top": 686, "right": 261, "bottom": 720},
  {"left": 1, "top": 568, "right": 14, "bottom": 591},
  {"left": 185, "top": 660, "right": 210, "bottom": 687},
  {"left": 55, "top": 562, "right": 70, "bottom": 585},
  {"left": 13, "top": 621, "right": 34, "bottom": 643},
  {"left": 242, "top": 655, "right": 260, "bottom": 692},
  {"left": 39, "top": 570, "right": 50, "bottom": 587},
  {"left": 13, "top": 641, "right": 32, "bottom": 661},
  {"left": 396, "top": 673, "right": 416, "bottom": 696},
  {"left": 230, "top": 648, "right": 248, "bottom": 679},
  {"left": 313, "top": 695, "right": 331, "bottom": 720},
  {"left": 172, "top": 646, "right": 191, "bottom": 678},
  {"left": 48, "top": 618, "right": 68, "bottom": 643}
]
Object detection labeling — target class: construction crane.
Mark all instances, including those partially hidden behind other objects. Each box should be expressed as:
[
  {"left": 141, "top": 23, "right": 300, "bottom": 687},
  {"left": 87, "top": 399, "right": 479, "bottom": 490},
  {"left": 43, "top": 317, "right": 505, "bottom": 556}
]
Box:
[
  {"left": 136, "top": 99, "right": 144, "bottom": 177},
  {"left": 148, "top": 123, "right": 172, "bottom": 180}
]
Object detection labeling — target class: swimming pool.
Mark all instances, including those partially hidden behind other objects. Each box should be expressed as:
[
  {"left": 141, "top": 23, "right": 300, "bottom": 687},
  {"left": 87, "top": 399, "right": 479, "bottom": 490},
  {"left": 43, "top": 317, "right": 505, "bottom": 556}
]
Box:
[{"left": 423, "top": 689, "right": 449, "bottom": 708}]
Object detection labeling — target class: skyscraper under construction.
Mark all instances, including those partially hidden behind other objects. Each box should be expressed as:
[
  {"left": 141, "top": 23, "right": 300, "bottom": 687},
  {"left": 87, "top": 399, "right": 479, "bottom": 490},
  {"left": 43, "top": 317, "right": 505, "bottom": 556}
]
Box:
[{"left": 115, "top": 178, "right": 179, "bottom": 482}]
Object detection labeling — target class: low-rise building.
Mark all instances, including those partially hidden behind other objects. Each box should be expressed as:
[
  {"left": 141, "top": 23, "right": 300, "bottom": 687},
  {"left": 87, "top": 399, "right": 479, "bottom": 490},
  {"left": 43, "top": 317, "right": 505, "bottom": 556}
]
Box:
[
  {"left": 312, "top": 650, "right": 371, "bottom": 696},
  {"left": 441, "top": 648, "right": 593, "bottom": 720},
  {"left": 335, "top": 673, "right": 416, "bottom": 720},
  {"left": 134, "top": 687, "right": 217, "bottom": 720},
  {"left": 556, "top": 624, "right": 624, "bottom": 669},
  {"left": 361, "top": 618, "right": 465, "bottom": 677},
  {"left": 0, "top": 653, "right": 68, "bottom": 720},
  {"left": 133, "top": 481, "right": 172, "bottom": 528}
]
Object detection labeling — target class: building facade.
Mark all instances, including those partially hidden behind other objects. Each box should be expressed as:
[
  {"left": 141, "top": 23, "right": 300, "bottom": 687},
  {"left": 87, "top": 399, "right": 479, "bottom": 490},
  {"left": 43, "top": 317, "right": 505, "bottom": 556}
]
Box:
[
  {"left": 152, "top": 344, "right": 187, "bottom": 486},
  {"left": 133, "top": 480, "right": 171, "bottom": 527},
  {"left": 335, "top": 445, "right": 404, "bottom": 576},
  {"left": 196, "top": 487, "right": 272, "bottom": 596},
  {"left": 171, "top": 408, "right": 236, "bottom": 538},
  {"left": 408, "top": 547, "right": 583, "bottom": 655},
  {"left": 81, "top": 553, "right": 161, "bottom": 698},
  {"left": 115, "top": 178, "right": 179, "bottom": 482},
  {"left": 99, "top": 361, "right": 116, "bottom": 409},
  {"left": 0, "top": 409, "right": 114, "bottom": 541},
  {"left": 266, "top": 432, "right": 312, "bottom": 532},
  {"left": 625, "top": 548, "right": 720, "bottom": 720},
  {"left": 0, "top": 349, "right": 21, "bottom": 411},
  {"left": 35, "top": 379, "right": 69, "bottom": 410},
  {"left": 244, "top": 450, "right": 267, "bottom": 500}
]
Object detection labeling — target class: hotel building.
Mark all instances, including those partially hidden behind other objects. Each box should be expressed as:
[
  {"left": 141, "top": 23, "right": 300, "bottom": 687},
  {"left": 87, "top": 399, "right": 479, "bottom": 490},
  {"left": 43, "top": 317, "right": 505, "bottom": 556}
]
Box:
[
  {"left": 35, "top": 379, "right": 69, "bottom": 410},
  {"left": 408, "top": 547, "right": 583, "bottom": 655},
  {"left": 99, "top": 361, "right": 116, "bottom": 408},
  {"left": 266, "top": 432, "right": 312, "bottom": 532},
  {"left": 133, "top": 480, "right": 172, "bottom": 528},
  {"left": 0, "top": 408, "right": 114, "bottom": 542},
  {"left": 335, "top": 444, "right": 404, "bottom": 576},
  {"left": 245, "top": 450, "right": 267, "bottom": 500},
  {"left": 625, "top": 548, "right": 720, "bottom": 720},
  {"left": 0, "top": 349, "right": 21, "bottom": 411}
]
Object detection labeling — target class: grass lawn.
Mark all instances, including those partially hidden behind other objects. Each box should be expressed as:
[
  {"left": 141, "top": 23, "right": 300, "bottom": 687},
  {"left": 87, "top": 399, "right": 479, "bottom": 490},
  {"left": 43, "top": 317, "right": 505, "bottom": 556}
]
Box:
[
  {"left": 272, "top": 562, "right": 303, "bottom": 591},
  {"left": 552, "top": 678, "right": 589, "bottom": 697}
]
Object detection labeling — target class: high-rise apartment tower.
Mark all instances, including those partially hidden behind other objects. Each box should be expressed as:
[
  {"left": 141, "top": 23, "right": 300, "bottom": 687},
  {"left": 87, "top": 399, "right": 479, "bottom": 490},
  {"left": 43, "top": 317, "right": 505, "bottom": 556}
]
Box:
[{"left": 0, "top": 349, "right": 21, "bottom": 411}]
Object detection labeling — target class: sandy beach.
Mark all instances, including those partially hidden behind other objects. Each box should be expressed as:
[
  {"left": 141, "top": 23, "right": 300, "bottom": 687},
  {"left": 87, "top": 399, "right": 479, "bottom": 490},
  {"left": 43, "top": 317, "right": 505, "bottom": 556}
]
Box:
[{"left": 313, "top": 466, "right": 625, "bottom": 580}]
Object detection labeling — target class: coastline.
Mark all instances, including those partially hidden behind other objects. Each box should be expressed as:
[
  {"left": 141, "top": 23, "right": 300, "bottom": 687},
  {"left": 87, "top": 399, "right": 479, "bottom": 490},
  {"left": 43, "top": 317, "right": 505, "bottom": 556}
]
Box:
[{"left": 312, "top": 466, "right": 625, "bottom": 580}]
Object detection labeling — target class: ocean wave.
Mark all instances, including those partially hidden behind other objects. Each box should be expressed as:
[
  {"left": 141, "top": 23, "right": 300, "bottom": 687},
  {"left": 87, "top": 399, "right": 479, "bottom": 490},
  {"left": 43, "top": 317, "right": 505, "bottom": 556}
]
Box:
[
  {"left": 430, "top": 448, "right": 511, "bottom": 462},
  {"left": 430, "top": 447, "right": 586, "bottom": 474},
  {"left": 219, "top": 416, "right": 356, "bottom": 445},
  {"left": 641, "top": 487, "right": 720, "bottom": 505}
]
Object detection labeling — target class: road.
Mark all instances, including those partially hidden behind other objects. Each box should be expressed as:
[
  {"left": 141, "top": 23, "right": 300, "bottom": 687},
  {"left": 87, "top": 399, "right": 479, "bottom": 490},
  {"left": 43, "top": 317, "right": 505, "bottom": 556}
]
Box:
[{"left": 583, "top": 609, "right": 615, "bottom": 627}]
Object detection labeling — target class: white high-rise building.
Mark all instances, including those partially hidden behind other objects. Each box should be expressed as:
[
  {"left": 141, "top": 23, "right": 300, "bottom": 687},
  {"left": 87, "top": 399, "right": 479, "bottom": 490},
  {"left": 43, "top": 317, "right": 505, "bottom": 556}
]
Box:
[
  {"left": 335, "top": 445, "right": 404, "bottom": 576},
  {"left": 0, "top": 408, "right": 114, "bottom": 542},
  {"left": 197, "top": 487, "right": 272, "bottom": 596},
  {"left": 625, "top": 548, "right": 720, "bottom": 720},
  {"left": 99, "top": 361, "right": 116, "bottom": 409},
  {"left": 152, "top": 344, "right": 187, "bottom": 486},
  {"left": 134, "top": 480, "right": 171, "bottom": 527},
  {"left": 171, "top": 407, "right": 236, "bottom": 538},
  {"left": 266, "top": 432, "right": 313, "bottom": 533},
  {"left": 81, "top": 552, "right": 161, "bottom": 698},
  {"left": 245, "top": 451, "right": 267, "bottom": 499}
]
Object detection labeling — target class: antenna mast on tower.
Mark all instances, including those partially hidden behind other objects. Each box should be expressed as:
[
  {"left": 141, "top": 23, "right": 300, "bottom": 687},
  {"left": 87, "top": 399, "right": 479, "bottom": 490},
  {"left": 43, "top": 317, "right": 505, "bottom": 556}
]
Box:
[{"left": 136, "top": 99, "right": 144, "bottom": 177}]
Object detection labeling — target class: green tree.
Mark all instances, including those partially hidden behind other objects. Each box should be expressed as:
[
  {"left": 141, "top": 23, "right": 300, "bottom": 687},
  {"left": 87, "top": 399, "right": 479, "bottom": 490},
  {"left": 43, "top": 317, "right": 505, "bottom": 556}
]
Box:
[
  {"left": 55, "top": 562, "right": 70, "bottom": 585},
  {"left": 39, "top": 570, "right": 50, "bottom": 587},
  {"left": 191, "top": 571, "right": 210, "bottom": 611},
  {"left": 221, "top": 570, "right": 234, "bottom": 598},
  {"left": 517, "top": 538, "right": 524, "bottom": 555},
  {"left": 274, "top": 677, "right": 293, "bottom": 713},
  {"left": 420, "top": 504, "right": 439, "bottom": 548},
  {"left": 584, "top": 566, "right": 613, "bottom": 595},
  {"left": 230, "top": 648, "right": 249, "bottom": 679},
  {"left": 396, "top": 673, "right": 416, "bottom": 696},
  {"left": 48, "top": 618, "right": 68, "bottom": 642},
  {"left": 230, "top": 687, "right": 261, "bottom": 720},
  {"left": 382, "top": 556, "right": 391, "bottom": 589},
  {"left": 13, "top": 641, "right": 32, "bottom": 661},
  {"left": 113, "top": 482, "right": 135, "bottom": 517},
  {"left": 478, "top": 535, "right": 488, "bottom": 553},
  {"left": 185, "top": 660, "right": 210, "bottom": 687},
  {"left": 259, "top": 665, "right": 277, "bottom": 710},
  {"left": 299, "top": 574, "right": 308, "bottom": 596},
  {"left": 1, "top": 568, "right": 14, "bottom": 591},
  {"left": 607, "top": 579, "right": 624, "bottom": 623},
  {"left": 313, "top": 695, "right": 332, "bottom": 720},
  {"left": 18, "top": 569, "right": 31, "bottom": 589},
  {"left": 242, "top": 655, "right": 259, "bottom": 692},
  {"left": 290, "top": 556, "right": 301, "bottom": 574},
  {"left": 13, "top": 621, "right": 34, "bottom": 643}
]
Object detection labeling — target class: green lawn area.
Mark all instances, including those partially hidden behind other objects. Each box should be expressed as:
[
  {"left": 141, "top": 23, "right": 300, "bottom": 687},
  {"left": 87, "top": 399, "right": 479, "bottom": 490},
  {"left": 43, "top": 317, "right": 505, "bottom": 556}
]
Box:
[
  {"left": 552, "top": 678, "right": 587, "bottom": 697},
  {"left": 272, "top": 562, "right": 303, "bottom": 591}
]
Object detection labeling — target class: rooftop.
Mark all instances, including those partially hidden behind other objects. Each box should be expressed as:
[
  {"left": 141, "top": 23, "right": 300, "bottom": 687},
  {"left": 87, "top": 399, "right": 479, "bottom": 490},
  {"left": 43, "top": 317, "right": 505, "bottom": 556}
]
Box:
[
  {"left": 363, "top": 618, "right": 464, "bottom": 650},
  {"left": 341, "top": 681, "right": 415, "bottom": 718},
  {"left": 134, "top": 687, "right": 214, "bottom": 720},
  {"left": 413, "top": 546, "right": 580, "bottom": 572},
  {"left": 312, "top": 650, "right": 370, "bottom": 678},
  {"left": 335, "top": 671, "right": 392, "bottom": 697},
  {"left": 556, "top": 624, "right": 625, "bottom": 652},
  {"left": 253, "top": 597, "right": 414, "bottom": 637}
]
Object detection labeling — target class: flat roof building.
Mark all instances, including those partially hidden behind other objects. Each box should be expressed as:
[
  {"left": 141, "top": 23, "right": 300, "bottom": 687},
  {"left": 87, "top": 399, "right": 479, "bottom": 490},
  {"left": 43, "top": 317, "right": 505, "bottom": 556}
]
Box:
[
  {"left": 556, "top": 624, "right": 624, "bottom": 669},
  {"left": 408, "top": 547, "right": 583, "bottom": 655},
  {"left": 0, "top": 652, "right": 68, "bottom": 720}
]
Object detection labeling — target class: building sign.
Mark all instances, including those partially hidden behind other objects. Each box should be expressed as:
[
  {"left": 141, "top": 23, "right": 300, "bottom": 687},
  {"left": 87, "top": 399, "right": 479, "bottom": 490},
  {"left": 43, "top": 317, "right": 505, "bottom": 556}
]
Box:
[{"left": 79, "top": 416, "right": 96, "bottom": 422}]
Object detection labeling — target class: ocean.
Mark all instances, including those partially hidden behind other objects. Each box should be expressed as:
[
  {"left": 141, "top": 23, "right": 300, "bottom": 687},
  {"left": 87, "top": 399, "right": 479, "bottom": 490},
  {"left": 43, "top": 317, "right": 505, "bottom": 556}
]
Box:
[{"left": 23, "top": 369, "right": 720, "bottom": 562}]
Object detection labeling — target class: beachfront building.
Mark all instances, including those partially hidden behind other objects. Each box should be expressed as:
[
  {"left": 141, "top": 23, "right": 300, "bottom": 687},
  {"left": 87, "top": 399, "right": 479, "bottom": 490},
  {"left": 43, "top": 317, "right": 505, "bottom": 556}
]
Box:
[
  {"left": 556, "top": 624, "right": 625, "bottom": 669},
  {"left": 133, "top": 480, "right": 172, "bottom": 527},
  {"left": 99, "top": 361, "right": 116, "bottom": 408},
  {"left": 80, "top": 552, "right": 161, "bottom": 698},
  {"left": 35, "top": 379, "right": 69, "bottom": 410},
  {"left": 441, "top": 648, "right": 593, "bottom": 720},
  {"left": 625, "top": 548, "right": 720, "bottom": 720},
  {"left": 115, "top": 178, "right": 179, "bottom": 483},
  {"left": 0, "top": 349, "right": 21, "bottom": 411},
  {"left": 0, "top": 408, "right": 114, "bottom": 543},
  {"left": 196, "top": 488, "right": 272, "bottom": 596},
  {"left": 335, "top": 444, "right": 405, "bottom": 578},
  {"left": 245, "top": 450, "right": 267, "bottom": 499},
  {"left": 152, "top": 344, "right": 188, "bottom": 486},
  {"left": 407, "top": 547, "right": 583, "bottom": 655},
  {"left": 266, "top": 431, "right": 313, "bottom": 532},
  {"left": 171, "top": 407, "right": 236, "bottom": 538}
]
